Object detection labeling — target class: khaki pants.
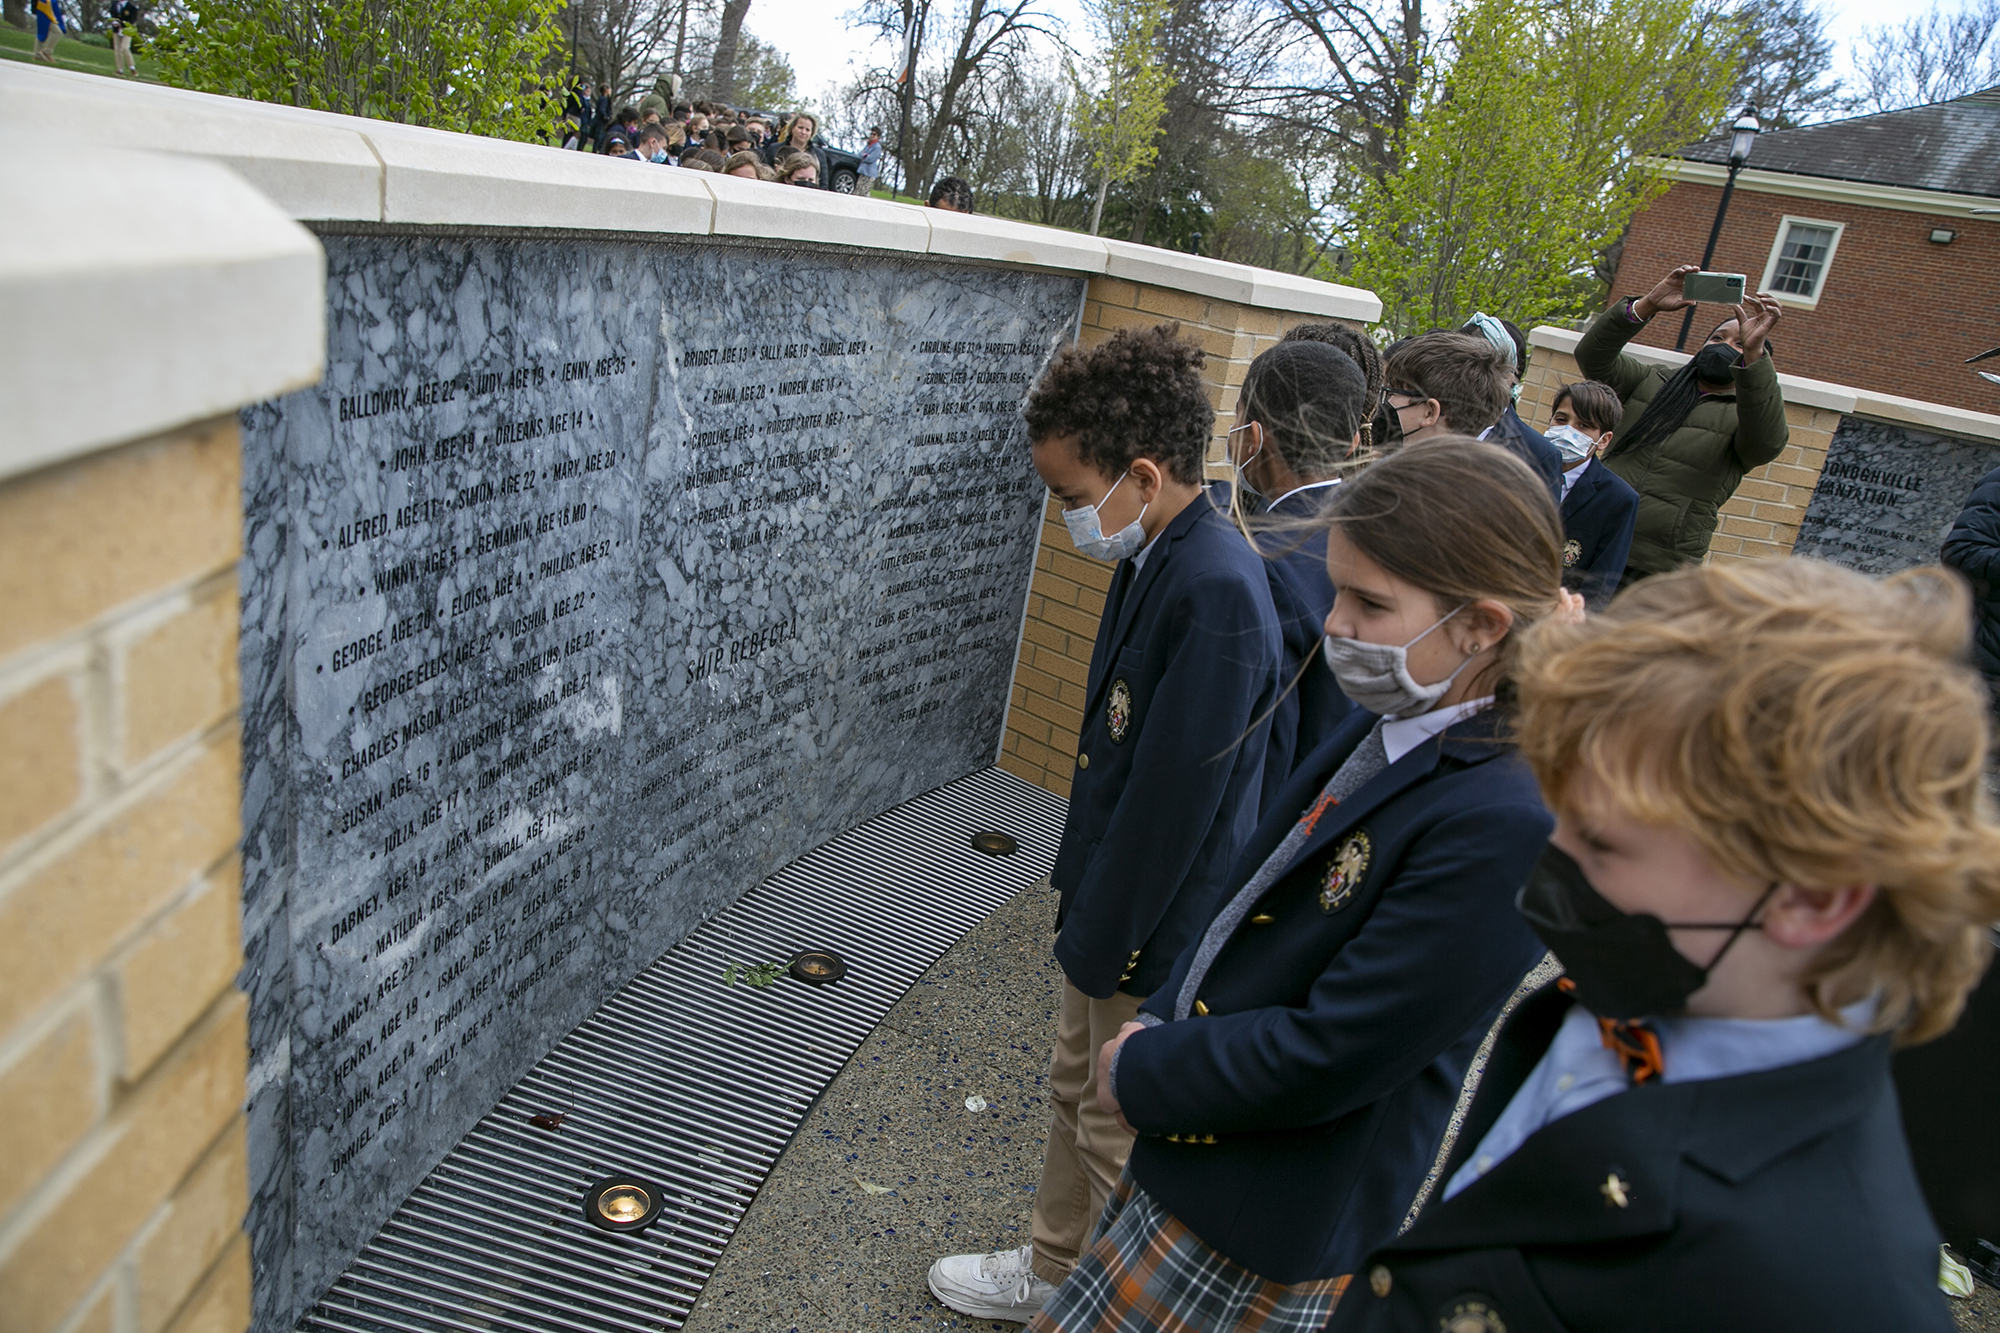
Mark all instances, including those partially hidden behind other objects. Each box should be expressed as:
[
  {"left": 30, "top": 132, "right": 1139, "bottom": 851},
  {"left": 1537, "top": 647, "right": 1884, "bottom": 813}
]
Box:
[
  {"left": 1030, "top": 977, "right": 1144, "bottom": 1285},
  {"left": 112, "top": 30, "right": 134, "bottom": 72}
]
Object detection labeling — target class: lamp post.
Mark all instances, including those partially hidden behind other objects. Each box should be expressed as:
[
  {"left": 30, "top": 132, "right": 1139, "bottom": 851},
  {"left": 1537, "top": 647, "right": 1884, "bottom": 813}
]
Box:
[{"left": 1675, "top": 107, "right": 1761, "bottom": 352}]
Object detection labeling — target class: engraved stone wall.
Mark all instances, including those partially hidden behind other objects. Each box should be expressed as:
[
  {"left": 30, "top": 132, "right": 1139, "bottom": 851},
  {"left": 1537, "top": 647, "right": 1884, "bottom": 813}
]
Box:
[
  {"left": 1792, "top": 416, "right": 2000, "bottom": 574},
  {"left": 239, "top": 232, "right": 1081, "bottom": 1327}
]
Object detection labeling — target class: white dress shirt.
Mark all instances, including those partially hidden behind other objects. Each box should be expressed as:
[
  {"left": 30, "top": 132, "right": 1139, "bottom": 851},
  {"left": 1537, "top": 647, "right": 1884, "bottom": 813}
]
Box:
[
  {"left": 1382, "top": 695, "right": 1494, "bottom": 764},
  {"left": 1558, "top": 456, "right": 1592, "bottom": 503}
]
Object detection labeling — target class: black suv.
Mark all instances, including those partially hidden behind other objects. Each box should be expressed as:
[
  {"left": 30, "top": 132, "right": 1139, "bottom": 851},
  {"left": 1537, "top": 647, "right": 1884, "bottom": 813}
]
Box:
[{"left": 817, "top": 140, "right": 866, "bottom": 194}]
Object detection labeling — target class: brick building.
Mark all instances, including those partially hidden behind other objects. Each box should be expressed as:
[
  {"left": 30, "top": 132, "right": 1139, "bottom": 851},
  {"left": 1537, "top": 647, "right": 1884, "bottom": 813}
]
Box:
[{"left": 1609, "top": 88, "right": 2000, "bottom": 413}]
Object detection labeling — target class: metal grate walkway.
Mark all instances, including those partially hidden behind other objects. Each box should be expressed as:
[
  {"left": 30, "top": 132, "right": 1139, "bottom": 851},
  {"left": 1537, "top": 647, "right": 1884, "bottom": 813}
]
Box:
[{"left": 303, "top": 766, "right": 1066, "bottom": 1333}]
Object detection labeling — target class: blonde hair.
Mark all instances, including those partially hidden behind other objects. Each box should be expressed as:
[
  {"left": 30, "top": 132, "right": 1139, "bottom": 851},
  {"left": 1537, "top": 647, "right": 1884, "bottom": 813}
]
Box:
[{"left": 1515, "top": 559, "right": 2000, "bottom": 1043}]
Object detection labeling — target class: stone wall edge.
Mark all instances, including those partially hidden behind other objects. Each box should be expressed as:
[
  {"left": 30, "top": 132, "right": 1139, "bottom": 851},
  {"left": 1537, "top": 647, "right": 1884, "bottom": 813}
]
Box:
[{"left": 0, "top": 140, "right": 328, "bottom": 486}]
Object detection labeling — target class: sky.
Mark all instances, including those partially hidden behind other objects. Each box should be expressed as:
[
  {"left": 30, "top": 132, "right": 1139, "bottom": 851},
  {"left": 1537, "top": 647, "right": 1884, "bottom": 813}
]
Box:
[{"left": 743, "top": 0, "right": 1979, "bottom": 121}]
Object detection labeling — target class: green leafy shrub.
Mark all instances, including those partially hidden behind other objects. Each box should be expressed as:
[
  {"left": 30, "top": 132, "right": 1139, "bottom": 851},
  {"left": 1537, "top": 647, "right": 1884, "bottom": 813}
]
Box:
[{"left": 153, "top": 0, "right": 566, "bottom": 142}]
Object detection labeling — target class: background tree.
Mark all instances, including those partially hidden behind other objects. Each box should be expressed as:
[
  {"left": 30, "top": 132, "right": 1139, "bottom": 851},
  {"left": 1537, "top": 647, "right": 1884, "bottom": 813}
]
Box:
[
  {"left": 1727, "top": 0, "right": 1847, "bottom": 128},
  {"left": 1200, "top": 123, "right": 1328, "bottom": 268},
  {"left": 155, "top": 0, "right": 566, "bottom": 139},
  {"left": 1851, "top": 0, "right": 2000, "bottom": 113},
  {"left": 710, "top": 0, "right": 752, "bottom": 99},
  {"left": 1074, "top": 0, "right": 1174, "bottom": 233},
  {"left": 1113, "top": 0, "right": 1233, "bottom": 244},
  {"left": 1347, "top": 0, "right": 1735, "bottom": 334},
  {"left": 568, "top": 0, "right": 681, "bottom": 104},
  {"left": 843, "top": 0, "right": 1054, "bottom": 195},
  {"left": 730, "top": 32, "right": 798, "bottom": 106},
  {"left": 1236, "top": 0, "right": 1426, "bottom": 191}
]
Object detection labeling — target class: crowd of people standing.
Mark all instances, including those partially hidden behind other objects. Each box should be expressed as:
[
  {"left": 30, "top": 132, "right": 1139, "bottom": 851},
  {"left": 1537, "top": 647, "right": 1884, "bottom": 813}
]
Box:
[
  {"left": 557, "top": 87, "right": 973, "bottom": 210},
  {"left": 917, "top": 263, "right": 2000, "bottom": 1333}
]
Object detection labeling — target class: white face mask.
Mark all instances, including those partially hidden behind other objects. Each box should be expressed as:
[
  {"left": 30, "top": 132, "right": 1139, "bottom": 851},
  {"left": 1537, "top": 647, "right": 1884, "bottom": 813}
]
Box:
[
  {"left": 1226, "top": 422, "right": 1264, "bottom": 502},
  {"left": 1545, "top": 423, "right": 1597, "bottom": 464},
  {"left": 1224, "top": 422, "right": 1265, "bottom": 545},
  {"left": 1321, "top": 604, "right": 1476, "bottom": 720},
  {"left": 1062, "top": 471, "right": 1150, "bottom": 562}
]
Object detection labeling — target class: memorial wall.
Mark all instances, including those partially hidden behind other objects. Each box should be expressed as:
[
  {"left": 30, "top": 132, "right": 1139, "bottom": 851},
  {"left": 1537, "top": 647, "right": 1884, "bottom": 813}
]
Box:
[
  {"left": 238, "top": 231, "right": 1083, "bottom": 1321},
  {"left": 1792, "top": 415, "right": 1999, "bottom": 574}
]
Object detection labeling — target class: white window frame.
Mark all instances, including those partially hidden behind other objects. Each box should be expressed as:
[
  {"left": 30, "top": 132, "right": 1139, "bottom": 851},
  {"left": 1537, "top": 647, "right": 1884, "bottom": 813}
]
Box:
[{"left": 1759, "top": 215, "right": 1846, "bottom": 308}]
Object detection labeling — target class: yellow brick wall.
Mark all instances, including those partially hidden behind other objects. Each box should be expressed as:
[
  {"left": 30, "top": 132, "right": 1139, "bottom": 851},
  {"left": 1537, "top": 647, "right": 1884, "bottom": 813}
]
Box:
[
  {"left": 1517, "top": 345, "right": 1840, "bottom": 565},
  {"left": 0, "top": 419, "right": 251, "bottom": 1333},
  {"left": 998, "top": 278, "right": 1362, "bottom": 797}
]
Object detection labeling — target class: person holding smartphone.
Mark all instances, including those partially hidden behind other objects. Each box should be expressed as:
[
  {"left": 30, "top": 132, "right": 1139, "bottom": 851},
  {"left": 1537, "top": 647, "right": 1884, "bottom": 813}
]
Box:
[{"left": 1577, "top": 264, "right": 1787, "bottom": 588}]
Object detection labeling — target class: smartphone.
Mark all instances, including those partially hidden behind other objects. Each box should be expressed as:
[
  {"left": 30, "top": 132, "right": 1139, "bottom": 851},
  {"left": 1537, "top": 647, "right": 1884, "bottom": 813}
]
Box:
[{"left": 1682, "top": 271, "right": 1747, "bottom": 304}]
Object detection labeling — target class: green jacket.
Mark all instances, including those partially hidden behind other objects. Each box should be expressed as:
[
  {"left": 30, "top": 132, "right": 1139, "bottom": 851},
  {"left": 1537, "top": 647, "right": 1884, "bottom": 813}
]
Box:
[{"left": 1578, "top": 303, "right": 1789, "bottom": 581}]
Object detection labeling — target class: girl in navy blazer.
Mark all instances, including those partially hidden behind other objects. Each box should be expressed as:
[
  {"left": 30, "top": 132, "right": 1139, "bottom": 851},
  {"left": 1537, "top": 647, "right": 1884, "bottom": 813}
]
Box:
[
  {"left": 1029, "top": 439, "right": 1581, "bottom": 1333},
  {"left": 1333, "top": 558, "right": 2000, "bottom": 1333}
]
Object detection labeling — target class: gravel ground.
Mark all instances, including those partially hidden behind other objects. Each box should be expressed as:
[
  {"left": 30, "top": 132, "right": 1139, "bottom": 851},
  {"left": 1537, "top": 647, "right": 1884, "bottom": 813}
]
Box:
[
  {"left": 680, "top": 874, "right": 2000, "bottom": 1331},
  {"left": 1953, "top": 1271, "right": 2000, "bottom": 1331}
]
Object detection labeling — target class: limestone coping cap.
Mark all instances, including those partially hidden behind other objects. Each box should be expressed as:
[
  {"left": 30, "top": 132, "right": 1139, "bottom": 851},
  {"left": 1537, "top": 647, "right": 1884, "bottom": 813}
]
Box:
[
  {"left": 0, "top": 63, "right": 1377, "bottom": 315},
  {"left": 0, "top": 139, "right": 326, "bottom": 483},
  {"left": 1528, "top": 325, "right": 2000, "bottom": 445}
]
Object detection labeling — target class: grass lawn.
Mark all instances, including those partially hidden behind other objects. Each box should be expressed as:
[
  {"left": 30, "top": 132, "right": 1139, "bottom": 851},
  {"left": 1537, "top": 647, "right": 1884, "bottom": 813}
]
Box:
[{"left": 0, "top": 23, "right": 160, "bottom": 80}]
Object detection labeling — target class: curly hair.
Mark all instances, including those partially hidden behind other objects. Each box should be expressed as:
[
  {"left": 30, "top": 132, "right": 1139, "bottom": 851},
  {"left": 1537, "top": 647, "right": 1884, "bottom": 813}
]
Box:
[
  {"left": 1021, "top": 323, "right": 1212, "bottom": 485},
  {"left": 928, "top": 176, "right": 976, "bottom": 212},
  {"left": 1514, "top": 559, "right": 2000, "bottom": 1044}
]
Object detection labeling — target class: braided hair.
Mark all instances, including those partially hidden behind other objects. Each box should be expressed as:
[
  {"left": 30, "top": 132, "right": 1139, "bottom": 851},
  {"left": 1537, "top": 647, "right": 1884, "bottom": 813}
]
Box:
[
  {"left": 1617, "top": 320, "right": 1777, "bottom": 454},
  {"left": 1280, "top": 321, "right": 1384, "bottom": 450}
]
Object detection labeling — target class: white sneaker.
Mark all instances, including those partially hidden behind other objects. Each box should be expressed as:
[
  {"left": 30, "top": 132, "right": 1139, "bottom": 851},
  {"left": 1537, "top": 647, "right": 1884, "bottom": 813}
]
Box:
[{"left": 926, "top": 1244, "right": 1058, "bottom": 1321}]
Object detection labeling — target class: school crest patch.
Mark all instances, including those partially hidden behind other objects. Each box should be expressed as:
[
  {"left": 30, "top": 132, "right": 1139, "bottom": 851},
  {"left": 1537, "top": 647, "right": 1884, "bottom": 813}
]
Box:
[
  {"left": 1320, "top": 830, "right": 1371, "bottom": 913},
  {"left": 1436, "top": 1297, "right": 1508, "bottom": 1333},
  {"left": 1562, "top": 539, "right": 1582, "bottom": 568},
  {"left": 1106, "top": 679, "right": 1134, "bottom": 744}
]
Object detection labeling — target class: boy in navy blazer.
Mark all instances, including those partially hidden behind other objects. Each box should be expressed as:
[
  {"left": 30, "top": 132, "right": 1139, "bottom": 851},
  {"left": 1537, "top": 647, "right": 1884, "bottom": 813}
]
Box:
[
  {"left": 1544, "top": 380, "right": 1638, "bottom": 608},
  {"left": 1334, "top": 560, "right": 1999, "bottom": 1333},
  {"left": 927, "top": 324, "right": 1282, "bottom": 1321}
]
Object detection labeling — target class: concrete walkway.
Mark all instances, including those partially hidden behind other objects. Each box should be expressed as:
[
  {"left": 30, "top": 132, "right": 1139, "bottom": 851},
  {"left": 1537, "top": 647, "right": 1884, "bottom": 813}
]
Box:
[{"left": 681, "top": 875, "right": 2000, "bottom": 1332}]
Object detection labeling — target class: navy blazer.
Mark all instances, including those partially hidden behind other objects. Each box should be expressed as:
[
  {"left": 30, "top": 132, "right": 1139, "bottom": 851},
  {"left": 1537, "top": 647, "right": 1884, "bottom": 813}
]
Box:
[
  {"left": 1333, "top": 984, "right": 1953, "bottom": 1332},
  {"left": 1050, "top": 499, "right": 1282, "bottom": 1000},
  {"left": 1254, "top": 484, "right": 1353, "bottom": 812},
  {"left": 1110, "top": 706, "right": 1553, "bottom": 1283},
  {"left": 1557, "top": 459, "right": 1638, "bottom": 610},
  {"left": 1487, "top": 406, "right": 1565, "bottom": 503}
]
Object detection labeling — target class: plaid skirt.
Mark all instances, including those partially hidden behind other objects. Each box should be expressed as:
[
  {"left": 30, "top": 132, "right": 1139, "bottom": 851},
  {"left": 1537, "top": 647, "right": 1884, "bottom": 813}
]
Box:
[{"left": 1030, "top": 1174, "right": 1349, "bottom": 1333}]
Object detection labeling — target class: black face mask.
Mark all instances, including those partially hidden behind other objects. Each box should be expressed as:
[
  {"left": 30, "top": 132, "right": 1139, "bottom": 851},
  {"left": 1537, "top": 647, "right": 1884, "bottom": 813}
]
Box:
[
  {"left": 1516, "top": 843, "right": 1776, "bottom": 1020},
  {"left": 1692, "top": 342, "right": 1740, "bottom": 384},
  {"left": 1374, "top": 397, "right": 1406, "bottom": 450}
]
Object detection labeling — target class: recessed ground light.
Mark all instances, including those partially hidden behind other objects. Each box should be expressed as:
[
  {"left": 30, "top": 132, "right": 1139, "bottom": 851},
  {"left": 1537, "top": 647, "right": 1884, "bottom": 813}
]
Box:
[
  {"left": 583, "top": 1176, "right": 665, "bottom": 1233},
  {"left": 788, "top": 950, "right": 847, "bottom": 984},
  {"left": 969, "top": 830, "right": 1018, "bottom": 856}
]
